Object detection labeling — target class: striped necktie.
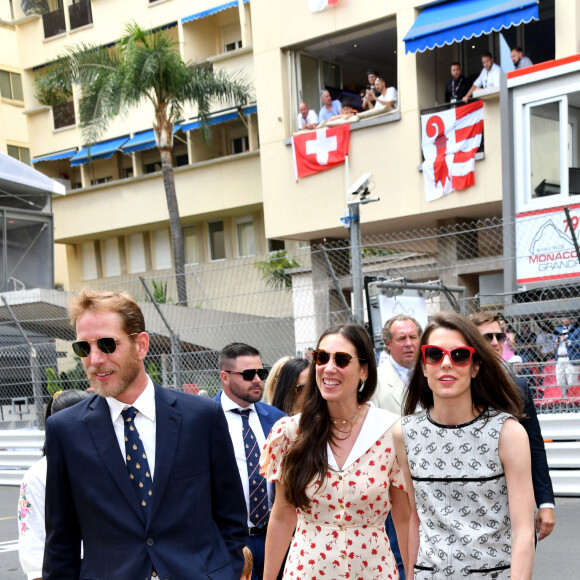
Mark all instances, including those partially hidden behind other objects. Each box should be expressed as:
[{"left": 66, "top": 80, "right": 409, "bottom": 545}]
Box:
[{"left": 231, "top": 408, "right": 269, "bottom": 528}]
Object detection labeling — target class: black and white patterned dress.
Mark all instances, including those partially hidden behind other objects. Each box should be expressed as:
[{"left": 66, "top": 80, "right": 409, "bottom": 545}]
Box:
[{"left": 401, "top": 408, "right": 514, "bottom": 579}]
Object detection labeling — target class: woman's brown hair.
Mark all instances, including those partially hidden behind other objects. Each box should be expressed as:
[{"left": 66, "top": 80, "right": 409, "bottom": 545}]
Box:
[
  {"left": 282, "top": 323, "right": 377, "bottom": 510},
  {"left": 403, "top": 312, "right": 523, "bottom": 418}
]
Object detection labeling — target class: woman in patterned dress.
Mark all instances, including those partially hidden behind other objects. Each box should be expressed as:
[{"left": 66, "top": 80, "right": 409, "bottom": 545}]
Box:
[
  {"left": 392, "top": 312, "right": 535, "bottom": 579},
  {"left": 260, "top": 323, "right": 410, "bottom": 580}
]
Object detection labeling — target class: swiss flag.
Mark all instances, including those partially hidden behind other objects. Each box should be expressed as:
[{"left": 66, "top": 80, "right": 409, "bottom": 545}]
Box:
[
  {"left": 309, "top": 0, "right": 338, "bottom": 12},
  {"left": 292, "top": 125, "right": 350, "bottom": 179}
]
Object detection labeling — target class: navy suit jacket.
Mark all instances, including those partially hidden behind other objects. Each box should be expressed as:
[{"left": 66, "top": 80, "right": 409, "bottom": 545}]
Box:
[
  {"left": 43, "top": 384, "right": 248, "bottom": 580},
  {"left": 516, "top": 375, "right": 555, "bottom": 507}
]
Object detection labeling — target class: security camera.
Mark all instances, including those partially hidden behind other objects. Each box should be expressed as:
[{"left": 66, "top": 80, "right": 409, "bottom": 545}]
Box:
[{"left": 348, "top": 173, "right": 373, "bottom": 197}]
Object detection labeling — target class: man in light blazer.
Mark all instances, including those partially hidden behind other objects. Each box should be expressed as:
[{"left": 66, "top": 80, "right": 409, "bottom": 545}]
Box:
[
  {"left": 214, "top": 343, "right": 286, "bottom": 580},
  {"left": 373, "top": 314, "right": 422, "bottom": 414},
  {"left": 43, "top": 289, "right": 247, "bottom": 580},
  {"left": 372, "top": 314, "right": 422, "bottom": 580}
]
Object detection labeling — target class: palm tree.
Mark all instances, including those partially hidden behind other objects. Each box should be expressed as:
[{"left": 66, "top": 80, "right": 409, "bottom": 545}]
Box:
[{"left": 35, "top": 22, "right": 252, "bottom": 305}]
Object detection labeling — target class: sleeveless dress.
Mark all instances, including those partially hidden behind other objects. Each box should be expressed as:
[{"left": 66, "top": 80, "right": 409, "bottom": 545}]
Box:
[
  {"left": 260, "top": 405, "right": 405, "bottom": 580},
  {"left": 401, "top": 408, "right": 514, "bottom": 579}
]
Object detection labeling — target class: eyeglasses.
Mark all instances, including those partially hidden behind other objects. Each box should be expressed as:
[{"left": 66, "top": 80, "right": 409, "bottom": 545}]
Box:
[
  {"left": 421, "top": 345, "right": 476, "bottom": 367},
  {"left": 311, "top": 349, "right": 365, "bottom": 369},
  {"left": 72, "top": 333, "right": 139, "bottom": 358},
  {"left": 224, "top": 368, "right": 269, "bottom": 381},
  {"left": 482, "top": 332, "right": 507, "bottom": 344}
]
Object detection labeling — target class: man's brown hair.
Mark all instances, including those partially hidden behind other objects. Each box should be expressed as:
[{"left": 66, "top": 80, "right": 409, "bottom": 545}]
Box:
[
  {"left": 468, "top": 311, "right": 501, "bottom": 327},
  {"left": 68, "top": 289, "right": 145, "bottom": 336}
]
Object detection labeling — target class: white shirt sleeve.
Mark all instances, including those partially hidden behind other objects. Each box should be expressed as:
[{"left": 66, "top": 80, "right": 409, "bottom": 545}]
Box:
[
  {"left": 307, "top": 109, "right": 319, "bottom": 124},
  {"left": 18, "top": 458, "right": 47, "bottom": 580}
]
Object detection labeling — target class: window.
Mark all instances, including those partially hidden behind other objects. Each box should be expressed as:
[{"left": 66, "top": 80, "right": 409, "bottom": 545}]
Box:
[
  {"left": 0, "top": 70, "right": 23, "bottom": 101},
  {"left": 268, "top": 239, "right": 285, "bottom": 252},
  {"left": 53, "top": 101, "right": 76, "bottom": 130},
  {"left": 153, "top": 229, "right": 172, "bottom": 270},
  {"left": 236, "top": 216, "right": 255, "bottom": 257},
  {"left": 103, "top": 238, "right": 121, "bottom": 277},
  {"left": 90, "top": 176, "right": 112, "bottom": 186},
  {"left": 208, "top": 221, "right": 225, "bottom": 261},
  {"left": 183, "top": 225, "right": 198, "bottom": 264},
  {"left": 291, "top": 18, "right": 397, "bottom": 131},
  {"left": 128, "top": 233, "right": 147, "bottom": 273},
  {"left": 225, "top": 40, "right": 242, "bottom": 53},
  {"left": 231, "top": 136, "right": 248, "bottom": 155},
  {"left": 7, "top": 145, "right": 30, "bottom": 165},
  {"left": 81, "top": 241, "right": 98, "bottom": 280}
]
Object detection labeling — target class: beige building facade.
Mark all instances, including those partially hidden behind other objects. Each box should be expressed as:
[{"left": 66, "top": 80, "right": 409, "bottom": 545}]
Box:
[{"left": 3, "top": 0, "right": 580, "bottom": 298}]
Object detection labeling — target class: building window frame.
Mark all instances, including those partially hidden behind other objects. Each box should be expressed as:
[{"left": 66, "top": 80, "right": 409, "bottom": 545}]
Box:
[
  {"left": 236, "top": 215, "right": 255, "bottom": 257},
  {"left": 208, "top": 220, "right": 226, "bottom": 261},
  {"left": 0, "top": 70, "right": 24, "bottom": 102}
]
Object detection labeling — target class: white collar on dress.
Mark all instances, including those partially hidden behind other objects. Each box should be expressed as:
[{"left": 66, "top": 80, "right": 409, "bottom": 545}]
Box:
[{"left": 327, "top": 403, "right": 400, "bottom": 472}]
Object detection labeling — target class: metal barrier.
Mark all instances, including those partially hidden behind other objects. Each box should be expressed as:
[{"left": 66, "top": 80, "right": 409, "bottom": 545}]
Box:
[{"left": 0, "top": 430, "right": 44, "bottom": 485}]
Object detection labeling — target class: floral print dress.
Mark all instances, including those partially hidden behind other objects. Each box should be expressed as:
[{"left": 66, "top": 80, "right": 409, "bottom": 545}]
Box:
[{"left": 260, "top": 404, "right": 405, "bottom": 580}]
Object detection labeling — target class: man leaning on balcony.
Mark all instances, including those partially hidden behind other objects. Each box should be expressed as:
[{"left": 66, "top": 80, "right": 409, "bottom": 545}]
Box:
[{"left": 462, "top": 51, "right": 503, "bottom": 103}]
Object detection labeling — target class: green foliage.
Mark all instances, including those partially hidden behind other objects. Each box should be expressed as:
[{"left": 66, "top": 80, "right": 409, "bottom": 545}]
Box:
[
  {"left": 145, "top": 280, "right": 171, "bottom": 303},
  {"left": 35, "top": 72, "right": 72, "bottom": 107},
  {"left": 146, "top": 361, "right": 162, "bottom": 385},
  {"left": 361, "top": 247, "right": 395, "bottom": 258},
  {"left": 45, "top": 367, "right": 60, "bottom": 397},
  {"left": 255, "top": 251, "right": 300, "bottom": 290}
]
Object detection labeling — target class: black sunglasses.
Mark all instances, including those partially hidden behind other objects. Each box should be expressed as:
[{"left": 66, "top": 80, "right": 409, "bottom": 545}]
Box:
[
  {"left": 482, "top": 332, "right": 507, "bottom": 344},
  {"left": 72, "top": 333, "right": 139, "bottom": 358},
  {"left": 224, "top": 368, "right": 269, "bottom": 381},
  {"left": 312, "top": 349, "right": 365, "bottom": 369},
  {"left": 421, "top": 345, "right": 476, "bottom": 367}
]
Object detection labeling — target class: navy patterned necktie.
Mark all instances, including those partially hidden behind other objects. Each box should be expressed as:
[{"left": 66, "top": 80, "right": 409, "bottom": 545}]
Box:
[
  {"left": 231, "top": 408, "right": 269, "bottom": 528},
  {"left": 121, "top": 406, "right": 152, "bottom": 514}
]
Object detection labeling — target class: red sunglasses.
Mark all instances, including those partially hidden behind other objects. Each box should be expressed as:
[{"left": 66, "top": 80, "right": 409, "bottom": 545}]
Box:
[{"left": 421, "top": 345, "right": 476, "bottom": 367}]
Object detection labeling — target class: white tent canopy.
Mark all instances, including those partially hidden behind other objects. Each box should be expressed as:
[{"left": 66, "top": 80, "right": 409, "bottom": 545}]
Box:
[{"left": 0, "top": 151, "right": 65, "bottom": 199}]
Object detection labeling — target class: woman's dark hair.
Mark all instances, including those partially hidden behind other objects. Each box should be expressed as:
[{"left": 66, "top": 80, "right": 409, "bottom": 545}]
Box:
[
  {"left": 43, "top": 389, "right": 92, "bottom": 454},
  {"left": 282, "top": 323, "right": 377, "bottom": 510},
  {"left": 271, "top": 358, "right": 309, "bottom": 415},
  {"left": 403, "top": 312, "right": 523, "bottom": 418}
]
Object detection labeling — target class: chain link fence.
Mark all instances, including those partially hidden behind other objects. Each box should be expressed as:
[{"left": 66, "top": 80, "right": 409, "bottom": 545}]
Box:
[{"left": 1, "top": 210, "right": 580, "bottom": 427}]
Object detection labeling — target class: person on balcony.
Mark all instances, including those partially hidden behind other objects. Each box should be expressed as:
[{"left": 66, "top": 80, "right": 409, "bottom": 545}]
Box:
[
  {"left": 462, "top": 52, "right": 503, "bottom": 102},
  {"left": 318, "top": 90, "right": 342, "bottom": 123},
  {"left": 362, "top": 68, "right": 380, "bottom": 110},
  {"left": 372, "top": 77, "right": 398, "bottom": 110},
  {"left": 444, "top": 62, "right": 470, "bottom": 103},
  {"left": 511, "top": 46, "right": 534, "bottom": 69},
  {"left": 296, "top": 102, "right": 318, "bottom": 130}
]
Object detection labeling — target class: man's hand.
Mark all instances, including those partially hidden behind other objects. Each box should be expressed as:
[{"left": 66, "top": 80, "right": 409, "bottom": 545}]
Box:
[{"left": 536, "top": 507, "right": 555, "bottom": 540}]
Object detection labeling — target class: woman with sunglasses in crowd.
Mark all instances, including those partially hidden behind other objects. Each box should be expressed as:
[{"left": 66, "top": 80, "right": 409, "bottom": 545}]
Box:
[
  {"left": 392, "top": 312, "right": 535, "bottom": 580},
  {"left": 260, "top": 323, "right": 410, "bottom": 580}
]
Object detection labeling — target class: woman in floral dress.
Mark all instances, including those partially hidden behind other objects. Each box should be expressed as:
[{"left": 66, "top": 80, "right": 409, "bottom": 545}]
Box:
[
  {"left": 260, "top": 323, "right": 410, "bottom": 580},
  {"left": 392, "top": 312, "right": 535, "bottom": 579}
]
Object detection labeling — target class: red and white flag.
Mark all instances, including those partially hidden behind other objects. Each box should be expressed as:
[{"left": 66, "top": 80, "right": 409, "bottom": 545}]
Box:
[
  {"left": 421, "top": 100, "right": 484, "bottom": 202},
  {"left": 309, "top": 0, "right": 338, "bottom": 12},
  {"left": 292, "top": 124, "right": 350, "bottom": 179}
]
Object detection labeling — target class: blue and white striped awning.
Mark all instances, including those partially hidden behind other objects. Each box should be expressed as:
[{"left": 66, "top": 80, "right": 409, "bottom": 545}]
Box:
[
  {"left": 182, "top": 0, "right": 249, "bottom": 24},
  {"left": 121, "top": 125, "right": 182, "bottom": 155},
  {"left": 403, "top": 0, "right": 539, "bottom": 55},
  {"left": 32, "top": 149, "right": 77, "bottom": 164},
  {"left": 70, "top": 136, "right": 129, "bottom": 166},
  {"left": 181, "top": 105, "right": 257, "bottom": 132}
]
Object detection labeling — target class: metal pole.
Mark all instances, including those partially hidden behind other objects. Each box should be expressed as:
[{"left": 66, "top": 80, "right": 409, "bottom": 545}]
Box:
[
  {"left": 139, "top": 277, "right": 183, "bottom": 390},
  {"left": 1, "top": 296, "right": 43, "bottom": 427},
  {"left": 349, "top": 202, "right": 364, "bottom": 325}
]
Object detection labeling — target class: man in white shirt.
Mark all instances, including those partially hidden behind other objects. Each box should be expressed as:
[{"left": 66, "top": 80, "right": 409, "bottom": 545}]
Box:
[
  {"left": 215, "top": 343, "right": 286, "bottom": 580},
  {"left": 297, "top": 102, "right": 318, "bottom": 130},
  {"left": 372, "top": 76, "right": 398, "bottom": 110},
  {"left": 43, "top": 289, "right": 247, "bottom": 580},
  {"left": 463, "top": 52, "right": 503, "bottom": 102}
]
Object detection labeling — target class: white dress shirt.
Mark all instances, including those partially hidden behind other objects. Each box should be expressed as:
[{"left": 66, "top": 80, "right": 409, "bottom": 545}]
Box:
[
  {"left": 106, "top": 376, "right": 156, "bottom": 480},
  {"left": 474, "top": 62, "right": 502, "bottom": 89},
  {"left": 390, "top": 357, "right": 412, "bottom": 387},
  {"left": 297, "top": 109, "right": 319, "bottom": 129},
  {"left": 220, "top": 391, "right": 267, "bottom": 528}
]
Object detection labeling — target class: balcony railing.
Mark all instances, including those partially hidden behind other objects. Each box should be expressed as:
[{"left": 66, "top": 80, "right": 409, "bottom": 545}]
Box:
[
  {"left": 69, "top": 0, "right": 92, "bottom": 30},
  {"left": 53, "top": 101, "right": 76, "bottom": 130},
  {"left": 42, "top": 7, "right": 66, "bottom": 39}
]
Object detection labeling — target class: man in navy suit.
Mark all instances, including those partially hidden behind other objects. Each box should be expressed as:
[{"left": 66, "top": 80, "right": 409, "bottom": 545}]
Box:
[
  {"left": 215, "top": 343, "right": 286, "bottom": 580},
  {"left": 43, "top": 290, "right": 247, "bottom": 580},
  {"left": 470, "top": 312, "right": 555, "bottom": 540}
]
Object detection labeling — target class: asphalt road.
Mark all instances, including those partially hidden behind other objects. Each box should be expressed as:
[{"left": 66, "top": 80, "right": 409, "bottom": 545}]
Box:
[{"left": 1, "top": 485, "right": 578, "bottom": 579}]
